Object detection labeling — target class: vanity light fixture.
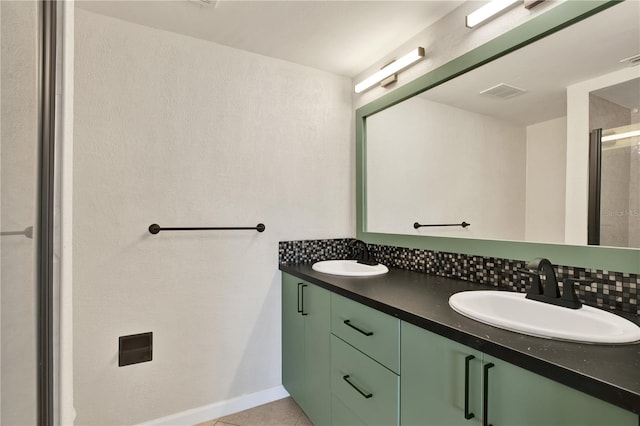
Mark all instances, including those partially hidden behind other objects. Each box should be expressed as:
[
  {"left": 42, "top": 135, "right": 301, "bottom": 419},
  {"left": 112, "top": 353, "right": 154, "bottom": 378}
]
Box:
[
  {"left": 620, "top": 53, "right": 640, "bottom": 67},
  {"left": 354, "top": 47, "right": 425, "bottom": 94},
  {"left": 189, "top": 0, "right": 218, "bottom": 7},
  {"left": 466, "top": 0, "right": 520, "bottom": 28},
  {"left": 601, "top": 130, "right": 640, "bottom": 143},
  {"left": 523, "top": 0, "right": 545, "bottom": 10}
]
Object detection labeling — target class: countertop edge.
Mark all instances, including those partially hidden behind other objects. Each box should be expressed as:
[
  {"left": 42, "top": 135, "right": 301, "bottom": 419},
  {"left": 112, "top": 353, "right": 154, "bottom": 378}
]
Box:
[{"left": 280, "top": 264, "right": 640, "bottom": 416}]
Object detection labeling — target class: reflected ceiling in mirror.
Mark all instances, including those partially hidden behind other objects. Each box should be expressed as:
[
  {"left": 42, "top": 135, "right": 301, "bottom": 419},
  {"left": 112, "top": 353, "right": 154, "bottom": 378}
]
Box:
[{"left": 365, "top": 0, "right": 640, "bottom": 247}]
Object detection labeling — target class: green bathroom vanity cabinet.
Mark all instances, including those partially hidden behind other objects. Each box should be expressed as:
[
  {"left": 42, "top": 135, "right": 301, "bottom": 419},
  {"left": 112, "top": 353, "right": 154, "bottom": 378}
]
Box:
[
  {"left": 282, "top": 273, "right": 331, "bottom": 425},
  {"left": 402, "top": 321, "right": 637, "bottom": 426},
  {"left": 281, "top": 267, "right": 640, "bottom": 426}
]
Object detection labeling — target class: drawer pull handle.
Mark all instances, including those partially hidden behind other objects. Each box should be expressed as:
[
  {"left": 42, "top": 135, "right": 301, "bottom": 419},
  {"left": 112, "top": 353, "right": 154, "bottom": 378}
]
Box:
[
  {"left": 464, "top": 355, "right": 475, "bottom": 420},
  {"left": 300, "top": 284, "right": 308, "bottom": 316},
  {"left": 343, "top": 375, "right": 373, "bottom": 399},
  {"left": 343, "top": 320, "right": 373, "bottom": 336},
  {"left": 483, "top": 363, "right": 495, "bottom": 426},
  {"left": 297, "top": 283, "right": 303, "bottom": 313}
]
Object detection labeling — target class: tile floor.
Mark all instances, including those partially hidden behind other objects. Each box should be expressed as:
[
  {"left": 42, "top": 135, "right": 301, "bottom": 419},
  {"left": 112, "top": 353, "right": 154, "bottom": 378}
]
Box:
[{"left": 195, "top": 397, "right": 312, "bottom": 426}]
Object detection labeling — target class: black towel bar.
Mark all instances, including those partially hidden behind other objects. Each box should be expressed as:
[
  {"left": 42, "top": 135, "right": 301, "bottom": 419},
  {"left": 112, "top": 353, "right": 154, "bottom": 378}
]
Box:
[
  {"left": 414, "top": 221, "right": 470, "bottom": 229},
  {"left": 148, "top": 223, "right": 265, "bottom": 234}
]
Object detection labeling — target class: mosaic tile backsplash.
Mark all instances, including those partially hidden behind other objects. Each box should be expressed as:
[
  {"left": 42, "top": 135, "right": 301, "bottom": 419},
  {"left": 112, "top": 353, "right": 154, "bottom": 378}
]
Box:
[{"left": 279, "top": 238, "right": 639, "bottom": 316}]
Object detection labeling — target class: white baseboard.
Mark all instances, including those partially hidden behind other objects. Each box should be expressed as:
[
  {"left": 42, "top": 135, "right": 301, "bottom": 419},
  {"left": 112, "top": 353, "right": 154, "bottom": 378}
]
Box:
[{"left": 138, "top": 385, "right": 290, "bottom": 426}]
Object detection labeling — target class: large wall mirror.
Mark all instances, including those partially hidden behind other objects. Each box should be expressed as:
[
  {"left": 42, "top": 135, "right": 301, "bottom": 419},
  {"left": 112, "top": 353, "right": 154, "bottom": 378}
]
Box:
[{"left": 356, "top": 0, "right": 640, "bottom": 273}]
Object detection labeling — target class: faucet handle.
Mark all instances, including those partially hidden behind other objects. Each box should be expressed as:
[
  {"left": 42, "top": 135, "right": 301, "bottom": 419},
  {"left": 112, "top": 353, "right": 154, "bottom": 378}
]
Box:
[
  {"left": 525, "top": 257, "right": 560, "bottom": 298},
  {"left": 525, "top": 257, "right": 550, "bottom": 271},
  {"left": 359, "top": 244, "right": 379, "bottom": 266},
  {"left": 561, "top": 278, "right": 589, "bottom": 309},
  {"left": 517, "top": 269, "right": 542, "bottom": 295},
  {"left": 348, "top": 239, "right": 363, "bottom": 259},
  {"left": 348, "top": 239, "right": 378, "bottom": 265}
]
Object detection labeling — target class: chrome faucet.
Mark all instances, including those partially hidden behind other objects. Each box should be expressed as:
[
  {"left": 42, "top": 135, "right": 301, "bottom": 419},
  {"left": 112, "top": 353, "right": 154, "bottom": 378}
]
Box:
[
  {"left": 518, "top": 257, "right": 583, "bottom": 309},
  {"left": 348, "top": 239, "right": 378, "bottom": 266}
]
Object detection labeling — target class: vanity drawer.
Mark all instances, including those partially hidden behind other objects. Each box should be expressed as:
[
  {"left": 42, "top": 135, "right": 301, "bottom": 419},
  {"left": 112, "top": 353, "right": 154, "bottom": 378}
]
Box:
[
  {"left": 332, "top": 395, "right": 366, "bottom": 426},
  {"left": 331, "top": 293, "right": 400, "bottom": 373},
  {"left": 331, "top": 335, "right": 399, "bottom": 426}
]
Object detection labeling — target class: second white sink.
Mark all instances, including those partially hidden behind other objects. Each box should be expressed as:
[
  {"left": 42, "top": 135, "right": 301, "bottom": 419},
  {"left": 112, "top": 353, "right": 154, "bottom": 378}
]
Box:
[
  {"left": 449, "top": 290, "right": 640, "bottom": 344},
  {"left": 312, "top": 260, "right": 389, "bottom": 277}
]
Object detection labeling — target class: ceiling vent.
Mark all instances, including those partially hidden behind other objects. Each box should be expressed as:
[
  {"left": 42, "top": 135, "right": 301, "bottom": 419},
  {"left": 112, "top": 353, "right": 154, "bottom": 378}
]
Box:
[
  {"left": 189, "top": 0, "right": 218, "bottom": 7},
  {"left": 480, "top": 83, "right": 527, "bottom": 99},
  {"left": 620, "top": 54, "right": 640, "bottom": 67}
]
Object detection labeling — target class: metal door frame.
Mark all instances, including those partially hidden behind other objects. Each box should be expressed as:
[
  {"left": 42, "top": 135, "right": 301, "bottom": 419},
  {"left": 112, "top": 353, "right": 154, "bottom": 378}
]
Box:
[
  {"left": 37, "top": 1, "right": 57, "bottom": 425},
  {"left": 588, "top": 128, "right": 602, "bottom": 246}
]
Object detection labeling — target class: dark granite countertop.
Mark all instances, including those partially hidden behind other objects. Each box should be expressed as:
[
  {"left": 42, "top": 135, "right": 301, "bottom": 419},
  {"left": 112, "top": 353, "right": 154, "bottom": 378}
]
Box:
[{"left": 280, "top": 263, "right": 640, "bottom": 415}]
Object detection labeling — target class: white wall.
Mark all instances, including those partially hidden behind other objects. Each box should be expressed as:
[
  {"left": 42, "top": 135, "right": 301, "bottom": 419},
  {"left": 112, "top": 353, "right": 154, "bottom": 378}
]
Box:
[
  {"left": 367, "top": 95, "right": 526, "bottom": 240},
  {"left": 525, "top": 117, "right": 567, "bottom": 243},
  {"left": 0, "top": 2, "right": 38, "bottom": 425},
  {"left": 57, "top": 1, "right": 75, "bottom": 424},
  {"left": 74, "top": 9, "right": 352, "bottom": 425}
]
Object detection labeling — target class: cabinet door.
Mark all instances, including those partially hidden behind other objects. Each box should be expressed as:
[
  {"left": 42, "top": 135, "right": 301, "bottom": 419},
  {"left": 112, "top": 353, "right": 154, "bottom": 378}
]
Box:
[
  {"left": 303, "top": 283, "right": 331, "bottom": 425},
  {"left": 483, "top": 354, "right": 637, "bottom": 426},
  {"left": 282, "top": 273, "right": 306, "bottom": 409},
  {"left": 401, "top": 321, "right": 482, "bottom": 426}
]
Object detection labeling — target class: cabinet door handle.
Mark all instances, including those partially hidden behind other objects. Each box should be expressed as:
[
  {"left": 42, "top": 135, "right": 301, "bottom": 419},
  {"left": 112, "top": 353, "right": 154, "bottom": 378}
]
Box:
[
  {"left": 483, "top": 363, "right": 495, "bottom": 426},
  {"left": 343, "top": 375, "right": 373, "bottom": 399},
  {"left": 343, "top": 319, "right": 373, "bottom": 336},
  {"left": 464, "top": 355, "right": 475, "bottom": 420},
  {"left": 297, "top": 283, "right": 303, "bottom": 313},
  {"left": 300, "top": 284, "right": 308, "bottom": 316}
]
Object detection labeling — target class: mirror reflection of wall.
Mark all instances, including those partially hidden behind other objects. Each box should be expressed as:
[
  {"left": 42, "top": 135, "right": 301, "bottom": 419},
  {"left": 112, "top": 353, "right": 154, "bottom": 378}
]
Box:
[
  {"left": 590, "top": 78, "right": 640, "bottom": 248},
  {"left": 366, "top": 93, "right": 567, "bottom": 242},
  {"left": 367, "top": 96, "right": 528, "bottom": 240},
  {"left": 365, "top": 0, "right": 639, "bottom": 248}
]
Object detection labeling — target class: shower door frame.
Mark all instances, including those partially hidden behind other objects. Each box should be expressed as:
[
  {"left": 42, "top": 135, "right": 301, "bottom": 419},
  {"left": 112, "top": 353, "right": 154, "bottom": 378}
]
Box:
[
  {"left": 587, "top": 128, "right": 602, "bottom": 246},
  {"left": 37, "top": 1, "right": 57, "bottom": 425}
]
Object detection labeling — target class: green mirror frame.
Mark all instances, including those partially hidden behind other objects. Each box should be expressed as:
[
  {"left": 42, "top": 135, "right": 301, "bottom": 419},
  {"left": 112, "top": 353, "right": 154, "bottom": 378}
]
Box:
[{"left": 356, "top": 0, "right": 640, "bottom": 274}]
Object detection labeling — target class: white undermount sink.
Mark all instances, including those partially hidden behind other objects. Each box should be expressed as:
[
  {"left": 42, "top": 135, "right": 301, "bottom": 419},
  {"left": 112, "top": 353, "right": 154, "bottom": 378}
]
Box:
[
  {"left": 449, "top": 290, "right": 640, "bottom": 344},
  {"left": 312, "top": 260, "right": 389, "bottom": 277}
]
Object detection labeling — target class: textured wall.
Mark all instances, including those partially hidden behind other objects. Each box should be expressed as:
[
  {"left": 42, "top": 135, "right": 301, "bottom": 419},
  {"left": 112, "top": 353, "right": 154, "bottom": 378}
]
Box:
[
  {"left": 630, "top": 149, "right": 640, "bottom": 248},
  {"left": 600, "top": 147, "right": 631, "bottom": 247},
  {"left": 74, "top": 9, "right": 352, "bottom": 425},
  {"left": 590, "top": 94, "right": 631, "bottom": 131},
  {"left": 0, "top": 2, "right": 38, "bottom": 425}
]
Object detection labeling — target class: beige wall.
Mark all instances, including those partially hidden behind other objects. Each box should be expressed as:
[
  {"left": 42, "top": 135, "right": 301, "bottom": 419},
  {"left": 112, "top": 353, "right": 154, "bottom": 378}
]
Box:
[
  {"left": 74, "top": 9, "right": 352, "bottom": 425},
  {"left": 1, "top": 2, "right": 38, "bottom": 425}
]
